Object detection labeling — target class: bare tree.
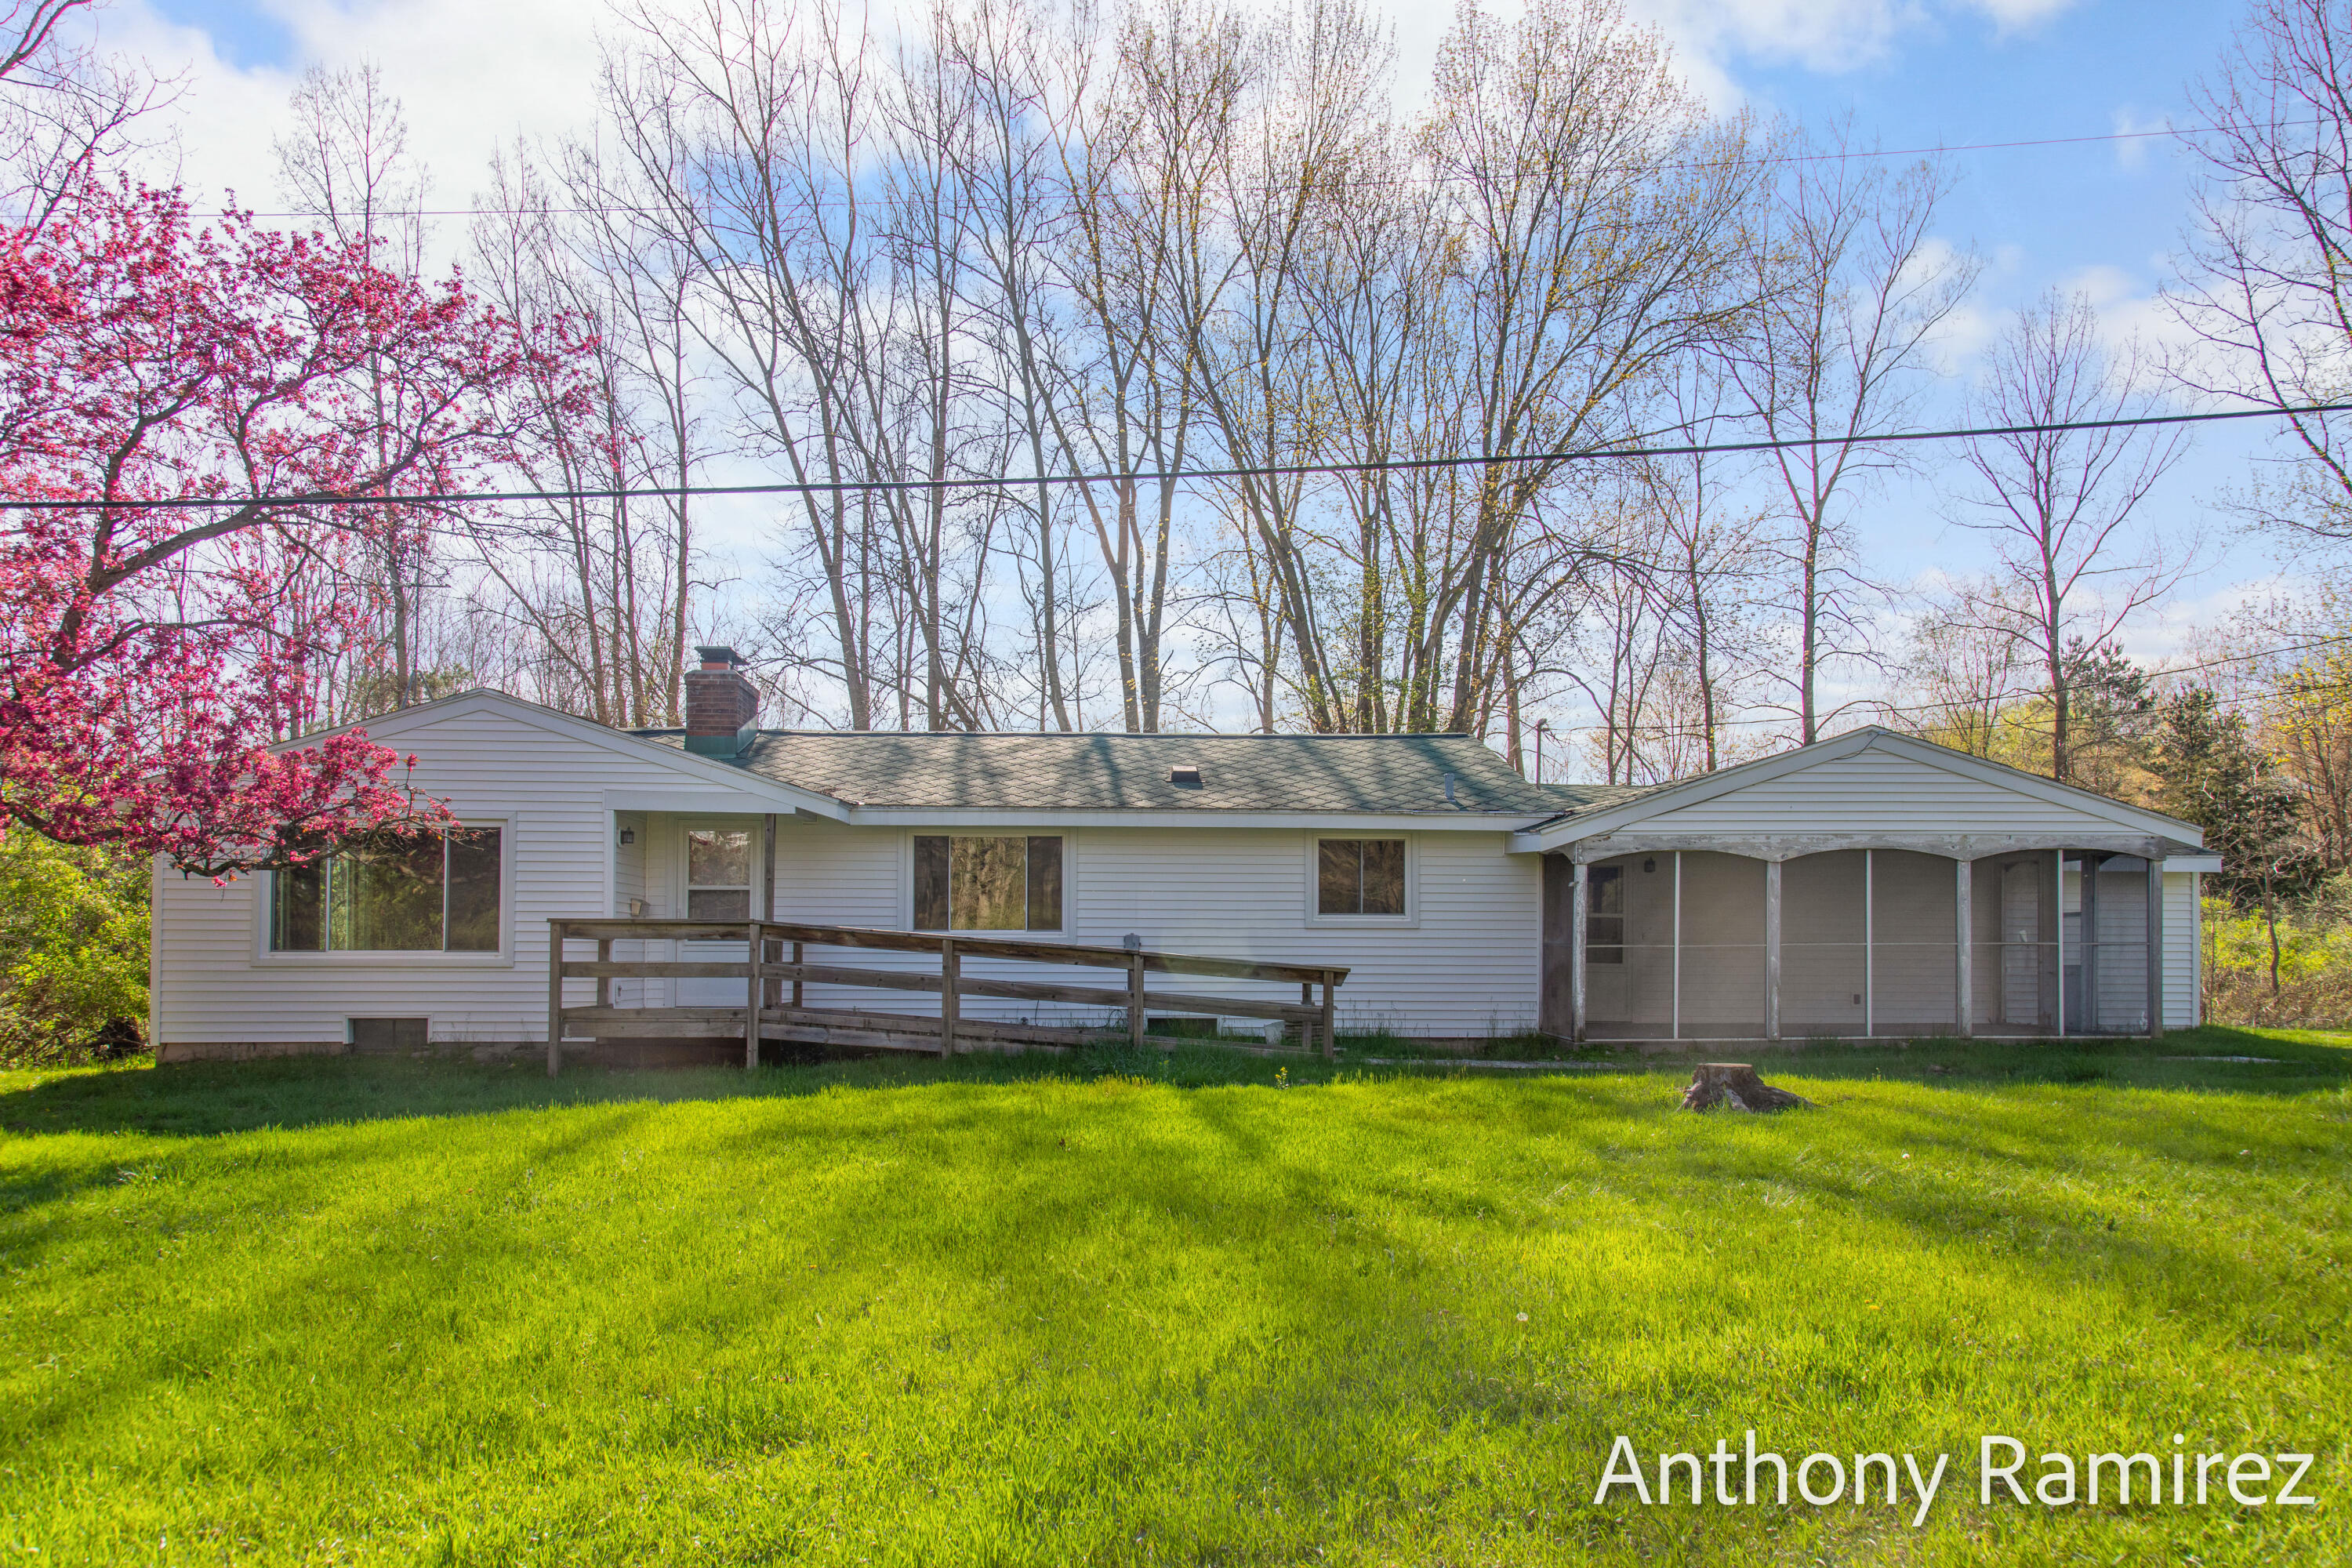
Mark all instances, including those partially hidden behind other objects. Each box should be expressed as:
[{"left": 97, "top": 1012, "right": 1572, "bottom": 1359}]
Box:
[
  {"left": 1952, "top": 290, "right": 2189, "bottom": 783},
  {"left": 1723, "top": 121, "right": 1977, "bottom": 743},
  {"left": 1621, "top": 362, "right": 1771, "bottom": 771},
  {"left": 1885, "top": 585, "right": 2031, "bottom": 757},
  {"left": 2170, "top": 0, "right": 2352, "bottom": 547},
  {"left": 1565, "top": 510, "right": 1674, "bottom": 784},
  {"left": 273, "top": 64, "right": 439, "bottom": 712},
  {"left": 1044, "top": 0, "right": 1220, "bottom": 731},
  {"left": 1406, "top": 0, "right": 1760, "bottom": 740},
  {"left": 0, "top": 0, "right": 176, "bottom": 230},
  {"left": 558, "top": 135, "right": 715, "bottom": 724},
  {"left": 463, "top": 147, "right": 705, "bottom": 728}
]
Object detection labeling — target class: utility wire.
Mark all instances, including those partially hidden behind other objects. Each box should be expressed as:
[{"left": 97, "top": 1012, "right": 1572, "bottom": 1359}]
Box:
[
  {"left": 1626, "top": 633, "right": 2352, "bottom": 736},
  {"left": 9, "top": 399, "right": 2347, "bottom": 514},
  {"left": 227, "top": 114, "right": 2292, "bottom": 222}
]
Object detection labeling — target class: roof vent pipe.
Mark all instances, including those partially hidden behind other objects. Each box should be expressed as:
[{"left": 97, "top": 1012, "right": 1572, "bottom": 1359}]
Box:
[
  {"left": 684, "top": 645, "right": 760, "bottom": 758},
  {"left": 1443, "top": 771, "right": 1457, "bottom": 808}
]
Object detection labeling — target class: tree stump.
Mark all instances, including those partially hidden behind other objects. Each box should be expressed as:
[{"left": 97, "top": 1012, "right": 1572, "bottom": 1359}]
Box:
[{"left": 1680, "top": 1062, "right": 1811, "bottom": 1113}]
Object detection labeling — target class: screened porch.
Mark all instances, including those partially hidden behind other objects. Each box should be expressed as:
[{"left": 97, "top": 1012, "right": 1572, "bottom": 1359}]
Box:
[{"left": 1544, "top": 845, "right": 2169, "bottom": 1042}]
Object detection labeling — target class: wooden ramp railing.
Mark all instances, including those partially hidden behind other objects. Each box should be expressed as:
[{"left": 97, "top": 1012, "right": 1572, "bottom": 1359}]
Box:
[{"left": 545, "top": 918, "right": 1348, "bottom": 1076}]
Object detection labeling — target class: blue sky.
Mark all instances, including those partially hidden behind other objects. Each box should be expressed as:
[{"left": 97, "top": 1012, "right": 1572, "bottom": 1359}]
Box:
[
  {"left": 1709, "top": 0, "right": 2281, "bottom": 648},
  {"left": 107, "top": 0, "right": 2302, "bottom": 684}
]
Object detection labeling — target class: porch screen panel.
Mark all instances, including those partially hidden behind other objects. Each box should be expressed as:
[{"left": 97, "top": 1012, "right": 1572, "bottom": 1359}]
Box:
[
  {"left": 1871, "top": 850, "right": 1958, "bottom": 1030},
  {"left": 1581, "top": 855, "right": 1675, "bottom": 1040},
  {"left": 1781, "top": 851, "right": 1866, "bottom": 1038},
  {"left": 2082, "top": 855, "right": 2151, "bottom": 1033},
  {"left": 1970, "top": 855, "right": 2059, "bottom": 1034},
  {"left": 1676, "top": 852, "right": 1765, "bottom": 1038}
]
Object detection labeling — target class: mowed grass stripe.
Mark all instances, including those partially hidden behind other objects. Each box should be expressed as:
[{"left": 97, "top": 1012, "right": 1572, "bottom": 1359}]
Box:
[{"left": 0, "top": 1038, "right": 2345, "bottom": 1564}]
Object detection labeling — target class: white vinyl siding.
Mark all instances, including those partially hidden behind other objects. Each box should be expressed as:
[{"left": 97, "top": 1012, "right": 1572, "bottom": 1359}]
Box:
[
  {"left": 2165, "top": 870, "right": 2198, "bottom": 1029},
  {"left": 745, "top": 821, "right": 1536, "bottom": 1038},
  {"left": 1635, "top": 750, "right": 2159, "bottom": 837},
  {"left": 151, "top": 702, "right": 744, "bottom": 1054}
]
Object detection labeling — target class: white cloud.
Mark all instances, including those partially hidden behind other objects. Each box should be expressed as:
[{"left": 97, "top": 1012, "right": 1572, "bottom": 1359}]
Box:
[
  {"left": 1964, "top": 0, "right": 2077, "bottom": 34},
  {"left": 1388, "top": 0, "right": 2089, "bottom": 114},
  {"left": 2053, "top": 261, "right": 2219, "bottom": 396},
  {"left": 105, "top": 0, "right": 607, "bottom": 220},
  {"left": 1631, "top": 0, "right": 1915, "bottom": 78},
  {"left": 2110, "top": 107, "right": 2168, "bottom": 172}
]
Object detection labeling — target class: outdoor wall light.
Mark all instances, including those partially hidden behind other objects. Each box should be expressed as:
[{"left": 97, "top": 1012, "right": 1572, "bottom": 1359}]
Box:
[
  {"left": 619, "top": 829, "right": 636, "bottom": 845},
  {"left": 1642, "top": 857, "right": 1656, "bottom": 873}
]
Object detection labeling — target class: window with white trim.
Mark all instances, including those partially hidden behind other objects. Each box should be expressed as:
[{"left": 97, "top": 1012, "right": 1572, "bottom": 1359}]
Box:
[
  {"left": 913, "top": 835, "right": 1063, "bottom": 931},
  {"left": 1316, "top": 838, "right": 1406, "bottom": 916},
  {"left": 270, "top": 826, "right": 503, "bottom": 953},
  {"left": 685, "top": 826, "right": 754, "bottom": 919}
]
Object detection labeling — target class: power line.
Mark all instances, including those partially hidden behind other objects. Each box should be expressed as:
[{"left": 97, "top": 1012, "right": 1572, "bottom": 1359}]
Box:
[
  {"left": 9, "top": 399, "right": 2347, "bottom": 514},
  {"left": 1610, "top": 633, "right": 2352, "bottom": 739},
  {"left": 230, "top": 114, "right": 2285, "bottom": 223}
]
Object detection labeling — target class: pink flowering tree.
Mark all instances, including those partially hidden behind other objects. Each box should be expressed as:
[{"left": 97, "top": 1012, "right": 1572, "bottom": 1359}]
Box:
[{"left": 0, "top": 180, "right": 583, "bottom": 877}]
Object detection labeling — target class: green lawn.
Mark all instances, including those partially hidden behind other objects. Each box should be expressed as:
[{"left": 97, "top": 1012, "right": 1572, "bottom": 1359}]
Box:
[{"left": 2, "top": 1029, "right": 2347, "bottom": 1565}]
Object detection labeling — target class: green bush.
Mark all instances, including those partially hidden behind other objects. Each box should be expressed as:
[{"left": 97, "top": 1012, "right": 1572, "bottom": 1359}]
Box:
[
  {"left": 0, "top": 829, "right": 148, "bottom": 1063},
  {"left": 2202, "top": 891, "right": 2352, "bottom": 1028}
]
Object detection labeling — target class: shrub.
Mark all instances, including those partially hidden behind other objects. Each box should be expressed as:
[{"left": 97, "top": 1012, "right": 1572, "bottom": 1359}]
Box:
[
  {"left": 0, "top": 830, "right": 149, "bottom": 1063},
  {"left": 2201, "top": 891, "right": 2352, "bottom": 1028}
]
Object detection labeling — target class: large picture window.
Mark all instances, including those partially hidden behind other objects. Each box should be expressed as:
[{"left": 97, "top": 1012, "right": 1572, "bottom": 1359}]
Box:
[
  {"left": 1317, "top": 838, "right": 1406, "bottom": 916},
  {"left": 913, "top": 835, "right": 1062, "bottom": 931},
  {"left": 270, "top": 826, "right": 503, "bottom": 953}
]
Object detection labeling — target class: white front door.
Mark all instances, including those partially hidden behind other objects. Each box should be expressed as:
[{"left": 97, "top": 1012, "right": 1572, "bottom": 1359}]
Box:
[{"left": 679, "top": 821, "right": 757, "bottom": 1007}]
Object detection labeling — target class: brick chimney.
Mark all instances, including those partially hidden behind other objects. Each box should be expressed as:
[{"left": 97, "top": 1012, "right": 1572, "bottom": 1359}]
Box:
[{"left": 684, "top": 644, "right": 759, "bottom": 757}]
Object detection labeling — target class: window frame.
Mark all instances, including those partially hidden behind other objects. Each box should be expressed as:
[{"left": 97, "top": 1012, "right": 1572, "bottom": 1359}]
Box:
[
  {"left": 902, "top": 828, "right": 1070, "bottom": 935},
  {"left": 1304, "top": 833, "right": 1419, "bottom": 928},
  {"left": 678, "top": 819, "right": 760, "bottom": 924},
  {"left": 252, "top": 814, "right": 516, "bottom": 967},
  {"left": 1584, "top": 862, "right": 1626, "bottom": 965}
]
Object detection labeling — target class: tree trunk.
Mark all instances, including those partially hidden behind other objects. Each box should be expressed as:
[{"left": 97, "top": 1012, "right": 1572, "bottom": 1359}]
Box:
[{"left": 2264, "top": 884, "right": 2281, "bottom": 996}]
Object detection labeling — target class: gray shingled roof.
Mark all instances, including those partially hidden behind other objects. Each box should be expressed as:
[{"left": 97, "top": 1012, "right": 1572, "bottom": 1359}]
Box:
[
  {"left": 1538, "top": 780, "right": 1661, "bottom": 819},
  {"left": 637, "top": 728, "right": 1613, "bottom": 816}
]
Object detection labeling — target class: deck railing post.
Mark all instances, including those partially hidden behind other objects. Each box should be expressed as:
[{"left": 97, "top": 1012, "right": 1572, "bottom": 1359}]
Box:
[
  {"left": 941, "top": 938, "right": 958, "bottom": 1057},
  {"left": 745, "top": 922, "right": 764, "bottom": 1070},
  {"left": 1129, "top": 953, "right": 1146, "bottom": 1049},
  {"left": 792, "top": 940, "right": 804, "bottom": 1011},
  {"left": 2054, "top": 851, "right": 2067, "bottom": 1040},
  {"left": 1864, "top": 850, "right": 1875, "bottom": 1038},
  {"left": 1319, "top": 975, "right": 1336, "bottom": 1061},
  {"left": 596, "top": 938, "right": 612, "bottom": 1009},
  {"left": 1955, "top": 857, "right": 1974, "bottom": 1037},
  {"left": 2082, "top": 853, "right": 2101, "bottom": 1032},
  {"left": 1569, "top": 859, "right": 1588, "bottom": 1044},
  {"left": 546, "top": 920, "right": 565, "bottom": 1079}
]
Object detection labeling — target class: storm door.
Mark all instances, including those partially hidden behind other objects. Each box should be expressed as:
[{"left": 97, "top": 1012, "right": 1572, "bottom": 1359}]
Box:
[{"left": 678, "top": 822, "right": 757, "bottom": 1007}]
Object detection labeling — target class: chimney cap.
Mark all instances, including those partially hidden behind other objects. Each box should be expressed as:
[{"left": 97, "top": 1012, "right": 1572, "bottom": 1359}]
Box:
[{"left": 695, "top": 644, "right": 744, "bottom": 670}]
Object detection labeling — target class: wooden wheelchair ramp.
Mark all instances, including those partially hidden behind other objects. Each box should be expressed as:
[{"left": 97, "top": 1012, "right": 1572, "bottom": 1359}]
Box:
[{"left": 545, "top": 919, "right": 1348, "bottom": 1075}]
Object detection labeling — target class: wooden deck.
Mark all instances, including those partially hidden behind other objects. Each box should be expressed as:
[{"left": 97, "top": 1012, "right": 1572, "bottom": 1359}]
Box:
[{"left": 545, "top": 919, "right": 1349, "bottom": 1075}]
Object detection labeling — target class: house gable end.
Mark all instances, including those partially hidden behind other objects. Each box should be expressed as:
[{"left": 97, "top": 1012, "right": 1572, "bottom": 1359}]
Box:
[
  {"left": 281, "top": 689, "right": 851, "bottom": 819},
  {"left": 1515, "top": 728, "right": 2200, "bottom": 852}
]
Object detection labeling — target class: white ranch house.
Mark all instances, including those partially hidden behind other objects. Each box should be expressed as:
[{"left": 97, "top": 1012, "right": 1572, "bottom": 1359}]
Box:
[{"left": 151, "top": 652, "right": 2217, "bottom": 1062}]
